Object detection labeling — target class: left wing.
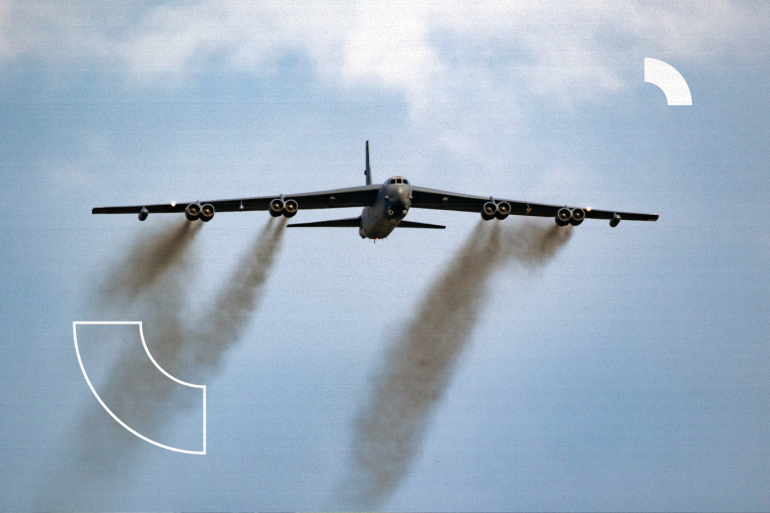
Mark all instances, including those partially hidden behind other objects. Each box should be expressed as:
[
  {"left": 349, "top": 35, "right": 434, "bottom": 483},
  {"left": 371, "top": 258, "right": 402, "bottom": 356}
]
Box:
[
  {"left": 410, "top": 186, "right": 658, "bottom": 222},
  {"left": 92, "top": 185, "right": 381, "bottom": 215}
]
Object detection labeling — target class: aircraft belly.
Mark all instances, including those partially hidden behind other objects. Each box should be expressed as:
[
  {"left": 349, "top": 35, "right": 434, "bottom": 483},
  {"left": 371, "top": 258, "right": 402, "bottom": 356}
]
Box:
[
  {"left": 369, "top": 222, "right": 397, "bottom": 239},
  {"left": 361, "top": 207, "right": 399, "bottom": 239},
  {"left": 362, "top": 219, "right": 397, "bottom": 239}
]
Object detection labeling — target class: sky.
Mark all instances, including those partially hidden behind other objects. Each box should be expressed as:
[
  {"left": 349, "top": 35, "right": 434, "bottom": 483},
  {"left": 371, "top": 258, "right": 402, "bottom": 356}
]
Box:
[{"left": 0, "top": 0, "right": 769, "bottom": 511}]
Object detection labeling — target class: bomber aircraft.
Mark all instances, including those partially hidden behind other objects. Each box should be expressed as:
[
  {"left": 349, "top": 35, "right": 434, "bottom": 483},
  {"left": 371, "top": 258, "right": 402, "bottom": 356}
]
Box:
[{"left": 93, "top": 142, "right": 658, "bottom": 239}]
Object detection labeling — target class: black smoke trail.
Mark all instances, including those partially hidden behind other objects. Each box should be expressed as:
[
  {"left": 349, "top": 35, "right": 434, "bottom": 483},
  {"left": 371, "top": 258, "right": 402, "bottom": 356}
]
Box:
[
  {"left": 41, "top": 219, "right": 287, "bottom": 510},
  {"left": 99, "top": 220, "right": 202, "bottom": 301},
  {"left": 344, "top": 220, "right": 572, "bottom": 508}
]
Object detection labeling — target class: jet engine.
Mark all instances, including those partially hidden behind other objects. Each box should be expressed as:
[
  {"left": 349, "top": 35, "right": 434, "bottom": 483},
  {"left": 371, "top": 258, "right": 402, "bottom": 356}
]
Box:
[
  {"left": 283, "top": 199, "right": 298, "bottom": 218},
  {"left": 481, "top": 201, "right": 497, "bottom": 221},
  {"left": 138, "top": 207, "right": 149, "bottom": 222},
  {"left": 610, "top": 213, "right": 621, "bottom": 227},
  {"left": 555, "top": 207, "right": 571, "bottom": 226},
  {"left": 570, "top": 207, "right": 585, "bottom": 226},
  {"left": 185, "top": 203, "right": 201, "bottom": 221},
  {"left": 269, "top": 198, "right": 284, "bottom": 218},
  {"left": 495, "top": 201, "right": 511, "bottom": 220},
  {"left": 200, "top": 204, "right": 215, "bottom": 222}
]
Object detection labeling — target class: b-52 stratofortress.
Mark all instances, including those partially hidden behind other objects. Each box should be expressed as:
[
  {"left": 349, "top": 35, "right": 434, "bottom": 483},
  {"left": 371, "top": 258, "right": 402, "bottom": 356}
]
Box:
[{"left": 93, "top": 142, "right": 658, "bottom": 240}]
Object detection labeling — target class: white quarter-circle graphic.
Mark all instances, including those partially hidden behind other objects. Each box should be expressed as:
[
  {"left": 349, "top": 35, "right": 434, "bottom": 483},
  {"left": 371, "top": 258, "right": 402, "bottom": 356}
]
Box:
[
  {"left": 644, "top": 58, "right": 692, "bottom": 106},
  {"left": 73, "top": 321, "right": 206, "bottom": 455}
]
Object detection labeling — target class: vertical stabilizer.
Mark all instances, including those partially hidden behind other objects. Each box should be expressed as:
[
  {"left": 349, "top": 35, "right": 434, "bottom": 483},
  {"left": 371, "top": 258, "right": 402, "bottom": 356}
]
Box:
[{"left": 364, "top": 141, "right": 372, "bottom": 185}]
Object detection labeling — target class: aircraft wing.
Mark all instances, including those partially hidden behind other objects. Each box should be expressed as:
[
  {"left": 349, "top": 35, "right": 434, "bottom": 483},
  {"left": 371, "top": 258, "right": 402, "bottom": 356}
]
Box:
[
  {"left": 287, "top": 218, "right": 445, "bottom": 229},
  {"left": 397, "top": 220, "right": 445, "bottom": 229},
  {"left": 410, "top": 186, "right": 658, "bottom": 222},
  {"left": 287, "top": 217, "right": 361, "bottom": 228},
  {"left": 92, "top": 184, "right": 382, "bottom": 215}
]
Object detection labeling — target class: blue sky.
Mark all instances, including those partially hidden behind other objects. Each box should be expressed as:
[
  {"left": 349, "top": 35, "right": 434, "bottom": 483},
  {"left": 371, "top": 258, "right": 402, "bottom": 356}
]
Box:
[{"left": 0, "top": 1, "right": 769, "bottom": 511}]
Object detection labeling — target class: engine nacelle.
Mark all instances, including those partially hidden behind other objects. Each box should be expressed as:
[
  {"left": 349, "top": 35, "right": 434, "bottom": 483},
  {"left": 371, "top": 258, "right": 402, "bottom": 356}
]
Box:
[
  {"left": 283, "top": 199, "right": 298, "bottom": 218},
  {"left": 269, "top": 198, "right": 284, "bottom": 218},
  {"left": 610, "top": 213, "right": 621, "bottom": 227},
  {"left": 569, "top": 207, "right": 585, "bottom": 226},
  {"left": 481, "top": 201, "right": 497, "bottom": 221},
  {"left": 555, "top": 207, "right": 571, "bottom": 226},
  {"left": 138, "top": 207, "right": 149, "bottom": 222},
  {"left": 185, "top": 203, "right": 201, "bottom": 221},
  {"left": 495, "top": 201, "right": 511, "bottom": 220},
  {"left": 200, "top": 204, "right": 215, "bottom": 222}
]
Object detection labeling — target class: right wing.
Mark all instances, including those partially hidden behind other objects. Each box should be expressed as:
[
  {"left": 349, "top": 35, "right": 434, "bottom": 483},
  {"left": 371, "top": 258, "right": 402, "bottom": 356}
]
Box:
[
  {"left": 410, "top": 186, "right": 658, "bottom": 222},
  {"left": 287, "top": 217, "right": 361, "bottom": 228},
  {"left": 92, "top": 185, "right": 381, "bottom": 215},
  {"left": 397, "top": 220, "right": 445, "bottom": 229}
]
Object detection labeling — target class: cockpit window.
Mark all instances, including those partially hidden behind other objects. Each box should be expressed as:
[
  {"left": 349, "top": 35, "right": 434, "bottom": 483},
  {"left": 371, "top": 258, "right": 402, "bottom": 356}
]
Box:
[
  {"left": 390, "top": 179, "right": 396, "bottom": 184},
  {"left": 403, "top": 179, "right": 408, "bottom": 184},
  {"left": 396, "top": 178, "right": 403, "bottom": 184}
]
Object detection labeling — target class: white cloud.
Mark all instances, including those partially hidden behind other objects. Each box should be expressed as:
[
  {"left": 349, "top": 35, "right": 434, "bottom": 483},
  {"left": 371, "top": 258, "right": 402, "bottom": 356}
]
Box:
[{"left": 1, "top": 1, "right": 767, "bottom": 108}]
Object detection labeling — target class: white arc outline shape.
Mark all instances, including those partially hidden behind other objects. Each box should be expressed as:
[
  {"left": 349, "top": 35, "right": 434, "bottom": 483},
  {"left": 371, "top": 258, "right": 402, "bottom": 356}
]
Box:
[
  {"left": 644, "top": 58, "right": 692, "bottom": 106},
  {"left": 73, "top": 321, "right": 206, "bottom": 455}
]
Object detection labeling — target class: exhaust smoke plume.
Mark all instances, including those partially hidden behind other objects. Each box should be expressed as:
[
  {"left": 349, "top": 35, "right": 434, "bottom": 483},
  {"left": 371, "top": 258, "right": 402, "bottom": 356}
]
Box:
[
  {"left": 344, "top": 220, "right": 572, "bottom": 508},
  {"left": 100, "top": 220, "right": 202, "bottom": 301},
  {"left": 194, "top": 216, "right": 288, "bottom": 367},
  {"left": 101, "top": 216, "right": 286, "bottom": 431},
  {"left": 148, "top": 216, "right": 288, "bottom": 376},
  {"left": 44, "top": 219, "right": 286, "bottom": 509}
]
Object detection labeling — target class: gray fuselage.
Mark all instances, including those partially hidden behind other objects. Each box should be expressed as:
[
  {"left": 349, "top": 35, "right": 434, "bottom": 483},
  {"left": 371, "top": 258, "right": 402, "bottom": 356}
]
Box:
[{"left": 359, "top": 176, "right": 412, "bottom": 239}]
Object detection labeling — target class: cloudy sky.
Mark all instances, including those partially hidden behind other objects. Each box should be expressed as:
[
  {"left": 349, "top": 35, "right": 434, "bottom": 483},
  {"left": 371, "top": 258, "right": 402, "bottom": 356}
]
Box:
[{"left": 1, "top": 0, "right": 769, "bottom": 510}]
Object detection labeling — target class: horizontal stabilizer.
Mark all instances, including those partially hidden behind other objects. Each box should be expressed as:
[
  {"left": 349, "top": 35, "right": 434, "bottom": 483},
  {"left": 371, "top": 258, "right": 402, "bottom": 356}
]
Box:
[
  {"left": 287, "top": 217, "right": 361, "bottom": 228},
  {"left": 397, "top": 220, "right": 445, "bottom": 229}
]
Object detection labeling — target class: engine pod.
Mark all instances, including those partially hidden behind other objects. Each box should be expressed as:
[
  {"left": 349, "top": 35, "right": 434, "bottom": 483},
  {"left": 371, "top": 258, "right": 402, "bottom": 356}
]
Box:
[
  {"left": 283, "top": 199, "right": 298, "bottom": 218},
  {"left": 199, "top": 204, "right": 215, "bottom": 222},
  {"left": 185, "top": 203, "right": 201, "bottom": 221},
  {"left": 481, "top": 201, "right": 497, "bottom": 221},
  {"left": 569, "top": 207, "right": 585, "bottom": 226},
  {"left": 610, "top": 213, "right": 621, "bottom": 227},
  {"left": 138, "top": 207, "right": 149, "bottom": 222},
  {"left": 269, "top": 198, "right": 284, "bottom": 217},
  {"left": 495, "top": 201, "right": 511, "bottom": 220},
  {"left": 555, "top": 207, "right": 571, "bottom": 226}
]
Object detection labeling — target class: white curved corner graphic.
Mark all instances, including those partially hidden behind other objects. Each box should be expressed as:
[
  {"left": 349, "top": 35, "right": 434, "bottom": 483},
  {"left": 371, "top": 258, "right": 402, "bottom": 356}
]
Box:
[
  {"left": 644, "top": 58, "right": 692, "bottom": 106},
  {"left": 73, "top": 321, "right": 206, "bottom": 455}
]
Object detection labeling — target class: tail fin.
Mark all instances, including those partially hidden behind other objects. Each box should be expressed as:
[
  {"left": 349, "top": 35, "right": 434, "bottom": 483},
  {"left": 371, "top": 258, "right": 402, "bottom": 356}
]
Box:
[{"left": 364, "top": 141, "right": 372, "bottom": 185}]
